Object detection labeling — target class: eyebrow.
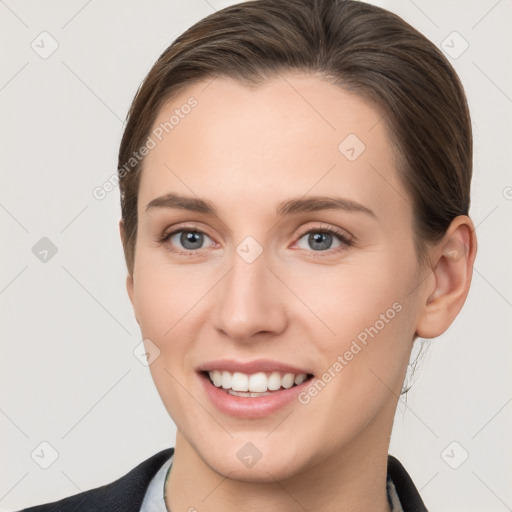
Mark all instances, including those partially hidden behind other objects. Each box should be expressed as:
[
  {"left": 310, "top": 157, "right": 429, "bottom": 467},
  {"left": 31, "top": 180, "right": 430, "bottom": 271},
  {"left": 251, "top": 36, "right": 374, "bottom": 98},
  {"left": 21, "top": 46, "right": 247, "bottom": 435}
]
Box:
[{"left": 145, "top": 192, "right": 376, "bottom": 218}]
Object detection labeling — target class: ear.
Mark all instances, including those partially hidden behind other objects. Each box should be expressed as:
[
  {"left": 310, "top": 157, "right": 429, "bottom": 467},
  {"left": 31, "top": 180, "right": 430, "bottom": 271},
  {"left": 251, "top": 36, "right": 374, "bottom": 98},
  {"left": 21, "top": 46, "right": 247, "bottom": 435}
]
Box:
[
  {"left": 415, "top": 215, "right": 477, "bottom": 339},
  {"left": 119, "top": 219, "right": 135, "bottom": 311}
]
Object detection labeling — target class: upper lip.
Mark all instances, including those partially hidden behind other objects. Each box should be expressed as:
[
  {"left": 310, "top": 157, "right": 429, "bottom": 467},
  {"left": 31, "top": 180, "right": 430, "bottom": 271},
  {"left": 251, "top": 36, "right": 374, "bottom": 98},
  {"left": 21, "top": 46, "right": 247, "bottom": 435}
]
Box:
[{"left": 197, "top": 359, "right": 312, "bottom": 375}]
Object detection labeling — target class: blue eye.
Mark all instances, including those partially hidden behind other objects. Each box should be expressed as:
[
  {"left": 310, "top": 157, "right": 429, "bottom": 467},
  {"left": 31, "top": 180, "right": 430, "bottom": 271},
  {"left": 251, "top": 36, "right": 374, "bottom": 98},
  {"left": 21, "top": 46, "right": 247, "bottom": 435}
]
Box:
[
  {"left": 164, "top": 229, "right": 214, "bottom": 253},
  {"left": 158, "top": 224, "right": 353, "bottom": 256},
  {"left": 296, "top": 228, "right": 352, "bottom": 252}
]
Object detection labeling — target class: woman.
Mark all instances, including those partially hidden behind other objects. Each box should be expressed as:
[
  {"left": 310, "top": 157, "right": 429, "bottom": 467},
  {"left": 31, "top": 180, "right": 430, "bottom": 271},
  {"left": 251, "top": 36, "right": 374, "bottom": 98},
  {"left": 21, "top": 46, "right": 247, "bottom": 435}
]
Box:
[{"left": 19, "top": 0, "right": 476, "bottom": 510}]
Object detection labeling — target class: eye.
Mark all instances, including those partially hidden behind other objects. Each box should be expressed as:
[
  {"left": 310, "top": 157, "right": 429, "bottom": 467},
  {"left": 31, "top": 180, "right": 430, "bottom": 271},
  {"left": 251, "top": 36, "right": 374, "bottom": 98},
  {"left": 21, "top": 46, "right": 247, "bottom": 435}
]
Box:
[
  {"left": 158, "top": 227, "right": 215, "bottom": 254},
  {"left": 295, "top": 225, "right": 352, "bottom": 254},
  {"left": 157, "top": 224, "right": 353, "bottom": 257}
]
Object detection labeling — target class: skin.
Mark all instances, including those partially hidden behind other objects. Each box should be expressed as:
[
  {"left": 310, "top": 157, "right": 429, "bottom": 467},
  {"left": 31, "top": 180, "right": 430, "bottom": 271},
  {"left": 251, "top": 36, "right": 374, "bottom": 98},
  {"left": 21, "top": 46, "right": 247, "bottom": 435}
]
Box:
[{"left": 120, "top": 73, "right": 477, "bottom": 512}]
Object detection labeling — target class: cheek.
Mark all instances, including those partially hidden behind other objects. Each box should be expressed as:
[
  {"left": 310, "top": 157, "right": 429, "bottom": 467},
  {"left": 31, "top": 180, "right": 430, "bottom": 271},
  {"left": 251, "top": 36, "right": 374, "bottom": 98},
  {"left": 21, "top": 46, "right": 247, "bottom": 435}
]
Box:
[
  {"left": 132, "top": 256, "right": 210, "bottom": 336},
  {"left": 132, "top": 276, "right": 172, "bottom": 337},
  {"left": 320, "top": 261, "right": 419, "bottom": 394},
  {"left": 131, "top": 263, "right": 202, "bottom": 424},
  {"left": 288, "top": 255, "right": 414, "bottom": 348},
  {"left": 292, "top": 254, "right": 419, "bottom": 414}
]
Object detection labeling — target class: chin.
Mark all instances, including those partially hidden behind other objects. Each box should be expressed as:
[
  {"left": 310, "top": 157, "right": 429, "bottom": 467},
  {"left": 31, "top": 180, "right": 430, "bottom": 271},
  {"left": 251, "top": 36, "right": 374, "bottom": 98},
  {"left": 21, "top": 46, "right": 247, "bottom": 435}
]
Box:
[{"left": 195, "top": 437, "right": 316, "bottom": 483}]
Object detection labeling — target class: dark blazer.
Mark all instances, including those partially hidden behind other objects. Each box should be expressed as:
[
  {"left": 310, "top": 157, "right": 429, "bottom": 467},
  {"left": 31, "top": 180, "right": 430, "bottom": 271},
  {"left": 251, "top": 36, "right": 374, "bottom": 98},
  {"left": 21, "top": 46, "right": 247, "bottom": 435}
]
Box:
[
  {"left": 18, "top": 448, "right": 174, "bottom": 512},
  {"left": 18, "top": 448, "right": 428, "bottom": 511}
]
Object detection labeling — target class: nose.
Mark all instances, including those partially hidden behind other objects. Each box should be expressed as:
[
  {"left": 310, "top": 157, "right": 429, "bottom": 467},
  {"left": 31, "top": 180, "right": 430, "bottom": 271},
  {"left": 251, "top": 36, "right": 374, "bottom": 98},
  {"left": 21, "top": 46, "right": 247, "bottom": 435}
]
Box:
[{"left": 213, "top": 243, "right": 288, "bottom": 343}]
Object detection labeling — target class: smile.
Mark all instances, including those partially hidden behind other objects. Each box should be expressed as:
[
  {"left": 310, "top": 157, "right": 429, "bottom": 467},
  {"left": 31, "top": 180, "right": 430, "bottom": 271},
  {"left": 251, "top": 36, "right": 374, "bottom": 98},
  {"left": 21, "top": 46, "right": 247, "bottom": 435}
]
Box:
[
  {"left": 206, "top": 370, "right": 310, "bottom": 396},
  {"left": 197, "top": 360, "right": 315, "bottom": 418}
]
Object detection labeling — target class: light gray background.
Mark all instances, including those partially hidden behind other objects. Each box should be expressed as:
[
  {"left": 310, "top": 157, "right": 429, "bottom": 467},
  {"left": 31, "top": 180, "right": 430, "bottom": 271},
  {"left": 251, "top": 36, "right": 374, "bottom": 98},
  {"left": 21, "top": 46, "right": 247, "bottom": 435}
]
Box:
[{"left": 1, "top": 1, "right": 511, "bottom": 510}]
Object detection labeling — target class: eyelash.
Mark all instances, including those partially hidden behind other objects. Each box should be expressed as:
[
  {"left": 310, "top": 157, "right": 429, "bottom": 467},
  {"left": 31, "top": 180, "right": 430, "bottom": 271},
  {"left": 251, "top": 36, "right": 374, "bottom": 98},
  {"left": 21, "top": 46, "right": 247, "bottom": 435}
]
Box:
[{"left": 157, "top": 223, "right": 353, "bottom": 258}]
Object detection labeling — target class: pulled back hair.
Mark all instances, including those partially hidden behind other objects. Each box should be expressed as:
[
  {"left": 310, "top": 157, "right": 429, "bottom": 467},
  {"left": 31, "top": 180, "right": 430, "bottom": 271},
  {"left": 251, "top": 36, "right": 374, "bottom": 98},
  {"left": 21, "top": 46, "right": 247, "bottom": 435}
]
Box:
[{"left": 118, "top": 0, "right": 472, "bottom": 276}]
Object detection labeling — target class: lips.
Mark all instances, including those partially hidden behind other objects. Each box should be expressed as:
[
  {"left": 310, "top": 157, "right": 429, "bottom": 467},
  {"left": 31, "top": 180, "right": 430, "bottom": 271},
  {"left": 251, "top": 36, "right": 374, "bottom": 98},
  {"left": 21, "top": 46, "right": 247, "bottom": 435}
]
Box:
[
  {"left": 197, "top": 358, "right": 313, "bottom": 375},
  {"left": 197, "top": 359, "right": 314, "bottom": 418}
]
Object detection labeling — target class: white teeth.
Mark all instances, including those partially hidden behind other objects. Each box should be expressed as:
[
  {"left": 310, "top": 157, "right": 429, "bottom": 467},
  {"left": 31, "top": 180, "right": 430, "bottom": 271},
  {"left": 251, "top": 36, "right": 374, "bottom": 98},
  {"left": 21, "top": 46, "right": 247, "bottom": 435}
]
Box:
[
  {"left": 232, "top": 372, "right": 249, "bottom": 391},
  {"left": 212, "top": 370, "right": 222, "bottom": 387},
  {"left": 228, "top": 390, "right": 272, "bottom": 397},
  {"left": 281, "top": 373, "right": 295, "bottom": 389},
  {"left": 267, "top": 371, "right": 282, "bottom": 391},
  {"left": 221, "top": 371, "right": 231, "bottom": 389},
  {"left": 248, "top": 372, "right": 267, "bottom": 392},
  {"left": 207, "top": 370, "right": 309, "bottom": 393},
  {"left": 294, "top": 374, "right": 306, "bottom": 385}
]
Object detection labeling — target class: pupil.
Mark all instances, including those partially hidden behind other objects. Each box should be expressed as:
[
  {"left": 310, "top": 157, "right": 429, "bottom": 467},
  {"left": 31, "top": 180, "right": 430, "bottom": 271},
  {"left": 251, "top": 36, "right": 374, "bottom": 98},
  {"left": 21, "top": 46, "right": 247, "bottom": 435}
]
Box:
[
  {"left": 310, "top": 232, "right": 332, "bottom": 250},
  {"left": 182, "top": 231, "right": 202, "bottom": 249}
]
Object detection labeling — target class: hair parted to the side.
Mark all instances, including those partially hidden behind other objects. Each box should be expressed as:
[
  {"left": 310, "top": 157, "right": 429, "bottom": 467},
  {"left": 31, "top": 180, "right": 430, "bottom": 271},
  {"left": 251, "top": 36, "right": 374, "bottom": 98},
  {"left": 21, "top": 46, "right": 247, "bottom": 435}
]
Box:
[{"left": 118, "top": 0, "right": 472, "bottom": 277}]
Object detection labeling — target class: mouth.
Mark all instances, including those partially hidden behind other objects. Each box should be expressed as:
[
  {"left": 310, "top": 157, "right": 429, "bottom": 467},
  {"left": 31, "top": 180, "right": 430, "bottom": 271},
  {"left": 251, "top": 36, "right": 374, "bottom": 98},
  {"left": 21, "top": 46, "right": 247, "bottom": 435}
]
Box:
[
  {"left": 201, "top": 369, "right": 314, "bottom": 397},
  {"left": 197, "top": 361, "right": 315, "bottom": 418}
]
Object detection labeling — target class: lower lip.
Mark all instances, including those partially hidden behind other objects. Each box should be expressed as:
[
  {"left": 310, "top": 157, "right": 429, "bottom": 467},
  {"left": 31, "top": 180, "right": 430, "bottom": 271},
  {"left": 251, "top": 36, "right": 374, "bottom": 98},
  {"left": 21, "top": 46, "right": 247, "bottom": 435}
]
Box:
[{"left": 199, "top": 372, "right": 312, "bottom": 419}]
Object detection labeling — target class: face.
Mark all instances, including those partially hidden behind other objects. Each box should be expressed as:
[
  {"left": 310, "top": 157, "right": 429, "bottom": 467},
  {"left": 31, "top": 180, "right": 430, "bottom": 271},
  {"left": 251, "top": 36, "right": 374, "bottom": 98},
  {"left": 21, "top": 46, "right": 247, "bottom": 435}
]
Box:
[{"left": 126, "top": 73, "right": 430, "bottom": 482}]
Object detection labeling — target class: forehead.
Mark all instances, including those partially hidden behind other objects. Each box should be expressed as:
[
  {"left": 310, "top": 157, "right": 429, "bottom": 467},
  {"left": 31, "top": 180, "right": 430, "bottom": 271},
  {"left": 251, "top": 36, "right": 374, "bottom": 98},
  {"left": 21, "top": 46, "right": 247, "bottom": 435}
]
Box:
[{"left": 139, "top": 73, "right": 411, "bottom": 224}]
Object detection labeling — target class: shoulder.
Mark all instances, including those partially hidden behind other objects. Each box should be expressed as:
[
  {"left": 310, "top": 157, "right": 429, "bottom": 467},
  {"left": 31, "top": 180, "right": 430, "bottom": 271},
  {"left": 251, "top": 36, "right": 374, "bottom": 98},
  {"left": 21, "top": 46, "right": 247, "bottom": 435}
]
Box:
[
  {"left": 17, "top": 447, "right": 174, "bottom": 512},
  {"left": 387, "top": 454, "right": 429, "bottom": 512}
]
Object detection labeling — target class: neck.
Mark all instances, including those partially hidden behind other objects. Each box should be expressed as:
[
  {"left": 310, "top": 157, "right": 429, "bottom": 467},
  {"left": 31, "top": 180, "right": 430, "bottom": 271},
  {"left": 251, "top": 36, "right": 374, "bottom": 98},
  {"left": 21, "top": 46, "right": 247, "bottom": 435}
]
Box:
[{"left": 165, "top": 412, "right": 395, "bottom": 512}]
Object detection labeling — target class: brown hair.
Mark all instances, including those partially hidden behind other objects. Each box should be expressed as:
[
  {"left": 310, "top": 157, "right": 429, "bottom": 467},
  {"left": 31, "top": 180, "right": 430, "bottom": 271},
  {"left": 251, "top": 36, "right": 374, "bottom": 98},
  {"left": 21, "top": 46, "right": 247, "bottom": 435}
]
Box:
[{"left": 118, "top": 0, "right": 472, "bottom": 276}]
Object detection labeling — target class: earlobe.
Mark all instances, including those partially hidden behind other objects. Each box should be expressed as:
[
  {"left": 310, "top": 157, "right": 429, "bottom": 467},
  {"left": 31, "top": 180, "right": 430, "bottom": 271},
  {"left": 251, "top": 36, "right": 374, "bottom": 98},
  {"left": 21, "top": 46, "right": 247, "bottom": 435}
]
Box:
[{"left": 416, "top": 216, "right": 477, "bottom": 339}]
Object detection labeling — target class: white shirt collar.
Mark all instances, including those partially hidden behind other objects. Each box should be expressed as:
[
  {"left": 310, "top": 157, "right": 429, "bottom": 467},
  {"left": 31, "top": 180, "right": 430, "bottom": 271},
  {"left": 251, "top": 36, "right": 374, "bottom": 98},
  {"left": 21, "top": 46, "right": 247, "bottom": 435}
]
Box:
[{"left": 139, "top": 454, "right": 173, "bottom": 512}]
